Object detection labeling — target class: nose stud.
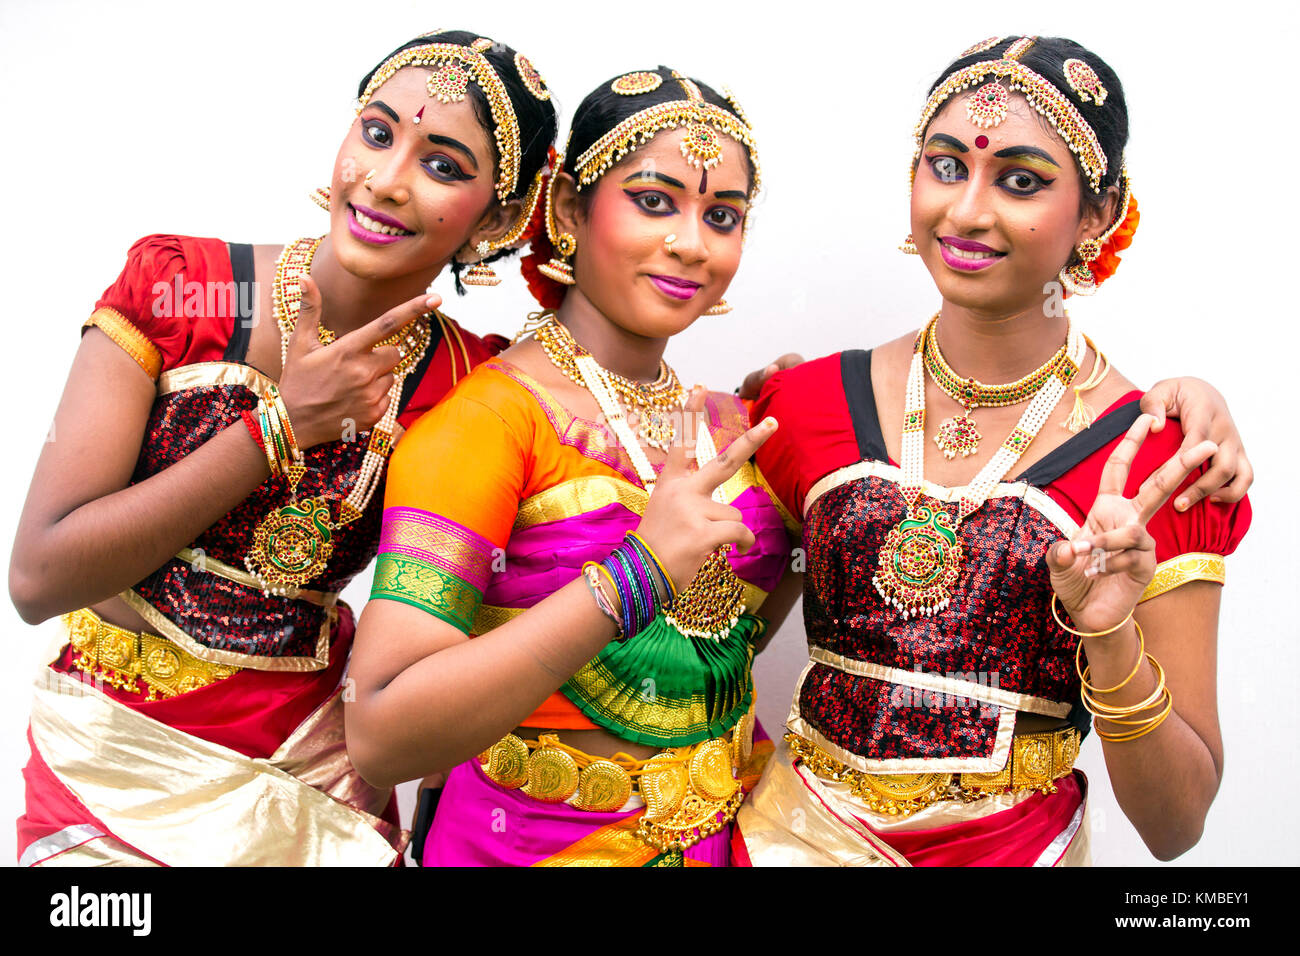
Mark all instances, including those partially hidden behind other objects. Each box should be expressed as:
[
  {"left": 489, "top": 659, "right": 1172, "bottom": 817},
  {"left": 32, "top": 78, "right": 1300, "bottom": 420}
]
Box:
[
  {"left": 364, "top": 169, "right": 376, "bottom": 187},
  {"left": 664, "top": 233, "right": 676, "bottom": 255}
]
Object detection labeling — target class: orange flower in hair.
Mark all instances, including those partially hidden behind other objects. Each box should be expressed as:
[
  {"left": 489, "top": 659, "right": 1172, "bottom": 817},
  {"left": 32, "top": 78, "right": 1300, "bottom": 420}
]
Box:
[{"left": 1090, "top": 194, "right": 1139, "bottom": 287}]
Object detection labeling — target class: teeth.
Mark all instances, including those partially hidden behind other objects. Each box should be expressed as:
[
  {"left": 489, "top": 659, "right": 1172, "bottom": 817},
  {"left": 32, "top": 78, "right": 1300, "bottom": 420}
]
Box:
[
  {"left": 943, "top": 241, "right": 999, "bottom": 260},
  {"left": 352, "top": 207, "right": 411, "bottom": 236}
]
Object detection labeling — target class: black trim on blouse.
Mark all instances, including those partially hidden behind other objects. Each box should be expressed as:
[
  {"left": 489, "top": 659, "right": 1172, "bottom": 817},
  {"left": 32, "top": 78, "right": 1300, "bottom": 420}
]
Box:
[
  {"left": 841, "top": 349, "right": 888, "bottom": 462},
  {"left": 223, "top": 243, "right": 256, "bottom": 363}
]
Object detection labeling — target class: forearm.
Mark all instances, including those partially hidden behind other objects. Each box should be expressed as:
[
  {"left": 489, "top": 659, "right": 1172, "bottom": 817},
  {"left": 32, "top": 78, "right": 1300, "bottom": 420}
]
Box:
[
  {"left": 10, "top": 422, "right": 270, "bottom": 622},
  {"left": 1081, "top": 622, "right": 1221, "bottom": 859},
  {"left": 347, "top": 579, "right": 619, "bottom": 787}
]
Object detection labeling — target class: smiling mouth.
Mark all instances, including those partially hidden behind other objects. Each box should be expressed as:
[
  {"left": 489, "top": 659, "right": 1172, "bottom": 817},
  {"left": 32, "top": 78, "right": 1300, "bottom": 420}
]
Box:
[
  {"left": 938, "top": 236, "right": 1006, "bottom": 271},
  {"left": 648, "top": 274, "right": 702, "bottom": 300},
  {"left": 349, "top": 204, "right": 414, "bottom": 237}
]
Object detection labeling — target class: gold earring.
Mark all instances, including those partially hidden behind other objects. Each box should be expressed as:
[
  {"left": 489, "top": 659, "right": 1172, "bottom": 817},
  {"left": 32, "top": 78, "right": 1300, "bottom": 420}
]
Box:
[
  {"left": 539, "top": 233, "right": 577, "bottom": 285},
  {"left": 310, "top": 187, "right": 331, "bottom": 211},
  {"left": 704, "top": 299, "right": 732, "bottom": 315},
  {"left": 900, "top": 233, "right": 919, "bottom": 255},
  {"left": 462, "top": 240, "right": 502, "bottom": 288},
  {"left": 1059, "top": 237, "right": 1102, "bottom": 296},
  {"left": 664, "top": 233, "right": 677, "bottom": 255}
]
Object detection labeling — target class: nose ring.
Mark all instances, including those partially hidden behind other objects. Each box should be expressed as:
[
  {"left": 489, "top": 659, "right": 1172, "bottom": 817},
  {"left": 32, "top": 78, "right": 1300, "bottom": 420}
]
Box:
[
  {"left": 664, "top": 233, "right": 676, "bottom": 255},
  {"left": 364, "top": 169, "right": 376, "bottom": 187}
]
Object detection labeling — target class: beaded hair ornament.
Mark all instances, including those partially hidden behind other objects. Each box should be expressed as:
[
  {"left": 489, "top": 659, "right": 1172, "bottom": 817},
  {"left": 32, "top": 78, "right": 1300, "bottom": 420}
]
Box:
[
  {"left": 357, "top": 35, "right": 524, "bottom": 202},
  {"left": 913, "top": 36, "right": 1138, "bottom": 291},
  {"left": 572, "top": 70, "right": 762, "bottom": 197}
]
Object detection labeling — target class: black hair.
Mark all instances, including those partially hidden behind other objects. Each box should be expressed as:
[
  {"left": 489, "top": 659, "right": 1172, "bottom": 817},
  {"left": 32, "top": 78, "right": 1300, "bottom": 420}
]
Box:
[
  {"left": 358, "top": 30, "right": 559, "bottom": 292},
  {"left": 927, "top": 37, "right": 1128, "bottom": 217},
  {"left": 562, "top": 65, "right": 756, "bottom": 200}
]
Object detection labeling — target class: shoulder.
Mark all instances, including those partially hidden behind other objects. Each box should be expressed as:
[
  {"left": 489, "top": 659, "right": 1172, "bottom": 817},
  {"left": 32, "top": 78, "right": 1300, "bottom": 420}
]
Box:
[{"left": 87, "top": 235, "right": 236, "bottom": 377}]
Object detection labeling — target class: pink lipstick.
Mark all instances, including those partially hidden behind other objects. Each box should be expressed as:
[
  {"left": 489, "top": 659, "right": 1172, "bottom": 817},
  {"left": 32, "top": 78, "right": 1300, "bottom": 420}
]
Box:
[
  {"left": 648, "top": 274, "right": 702, "bottom": 301},
  {"left": 937, "top": 235, "right": 1005, "bottom": 272},
  {"left": 346, "top": 203, "right": 414, "bottom": 246}
]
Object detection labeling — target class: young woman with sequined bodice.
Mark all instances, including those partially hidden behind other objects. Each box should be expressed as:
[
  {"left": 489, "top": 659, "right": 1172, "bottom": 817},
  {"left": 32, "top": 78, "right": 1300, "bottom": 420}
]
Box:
[
  {"left": 8, "top": 29, "right": 560, "bottom": 866},
  {"left": 735, "top": 36, "right": 1252, "bottom": 866}
]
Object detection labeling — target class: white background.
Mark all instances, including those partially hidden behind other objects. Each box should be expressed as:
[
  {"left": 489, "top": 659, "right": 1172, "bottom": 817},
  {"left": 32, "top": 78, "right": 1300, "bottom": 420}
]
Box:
[{"left": 1, "top": 0, "right": 1295, "bottom": 866}]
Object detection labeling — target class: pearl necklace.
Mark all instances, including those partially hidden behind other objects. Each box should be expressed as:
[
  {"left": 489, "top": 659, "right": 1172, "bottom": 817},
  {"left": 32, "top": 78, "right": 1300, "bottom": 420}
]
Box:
[
  {"left": 244, "top": 238, "right": 434, "bottom": 594},
  {"left": 872, "top": 316, "right": 1085, "bottom": 618}
]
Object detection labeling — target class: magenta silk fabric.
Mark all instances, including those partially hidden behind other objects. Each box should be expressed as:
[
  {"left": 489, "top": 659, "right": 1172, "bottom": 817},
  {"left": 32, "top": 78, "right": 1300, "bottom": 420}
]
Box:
[
  {"left": 422, "top": 760, "right": 732, "bottom": 866},
  {"left": 482, "top": 488, "right": 789, "bottom": 611}
]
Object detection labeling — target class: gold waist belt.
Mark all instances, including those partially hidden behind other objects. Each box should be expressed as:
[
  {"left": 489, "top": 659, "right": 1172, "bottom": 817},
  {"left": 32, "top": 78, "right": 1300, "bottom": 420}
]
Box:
[
  {"left": 786, "top": 726, "right": 1080, "bottom": 818},
  {"left": 479, "top": 710, "right": 755, "bottom": 853},
  {"left": 64, "top": 608, "right": 240, "bottom": 701}
]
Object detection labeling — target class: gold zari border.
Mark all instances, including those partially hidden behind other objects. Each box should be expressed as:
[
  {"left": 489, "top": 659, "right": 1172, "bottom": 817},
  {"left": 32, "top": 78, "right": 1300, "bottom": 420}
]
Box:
[
  {"left": 84, "top": 308, "right": 163, "bottom": 381},
  {"left": 118, "top": 588, "right": 332, "bottom": 672},
  {"left": 157, "top": 361, "right": 277, "bottom": 397},
  {"left": 1139, "top": 552, "right": 1225, "bottom": 603},
  {"left": 176, "top": 547, "right": 338, "bottom": 607},
  {"left": 30, "top": 669, "right": 403, "bottom": 866}
]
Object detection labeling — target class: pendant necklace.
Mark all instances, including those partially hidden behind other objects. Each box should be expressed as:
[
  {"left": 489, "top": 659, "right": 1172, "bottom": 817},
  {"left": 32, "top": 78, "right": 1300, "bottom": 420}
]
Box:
[{"left": 873, "top": 314, "right": 1084, "bottom": 618}]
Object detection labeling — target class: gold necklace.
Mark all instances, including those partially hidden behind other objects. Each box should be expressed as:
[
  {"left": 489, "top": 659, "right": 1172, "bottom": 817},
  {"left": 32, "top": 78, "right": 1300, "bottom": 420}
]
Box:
[
  {"left": 244, "top": 237, "right": 434, "bottom": 594},
  {"left": 923, "top": 315, "right": 1072, "bottom": 459},
  {"left": 535, "top": 314, "right": 685, "bottom": 450}
]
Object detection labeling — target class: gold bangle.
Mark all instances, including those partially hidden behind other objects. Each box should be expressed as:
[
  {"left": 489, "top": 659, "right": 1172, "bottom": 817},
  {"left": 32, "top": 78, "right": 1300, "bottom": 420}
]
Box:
[
  {"left": 1093, "top": 687, "right": 1173, "bottom": 726},
  {"left": 256, "top": 401, "right": 283, "bottom": 478},
  {"left": 1076, "top": 620, "right": 1145, "bottom": 695},
  {"left": 1051, "top": 593, "right": 1134, "bottom": 638},
  {"left": 1094, "top": 689, "right": 1174, "bottom": 742},
  {"left": 627, "top": 531, "right": 678, "bottom": 600},
  {"left": 1081, "top": 656, "right": 1167, "bottom": 718},
  {"left": 264, "top": 385, "right": 301, "bottom": 460}
]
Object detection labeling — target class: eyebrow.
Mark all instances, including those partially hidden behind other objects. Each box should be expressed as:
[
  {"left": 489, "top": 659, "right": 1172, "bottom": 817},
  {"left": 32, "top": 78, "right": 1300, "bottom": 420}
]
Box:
[
  {"left": 368, "top": 100, "right": 400, "bottom": 123},
  {"left": 426, "top": 133, "right": 479, "bottom": 171},
  {"left": 621, "top": 171, "right": 686, "bottom": 190},
  {"left": 925, "top": 133, "right": 968, "bottom": 152},
  {"left": 993, "top": 145, "right": 1061, "bottom": 168},
  {"left": 713, "top": 190, "right": 748, "bottom": 201}
]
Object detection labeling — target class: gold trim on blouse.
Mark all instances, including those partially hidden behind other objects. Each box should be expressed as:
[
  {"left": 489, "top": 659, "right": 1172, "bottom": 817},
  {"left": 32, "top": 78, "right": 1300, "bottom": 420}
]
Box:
[
  {"left": 83, "top": 307, "right": 163, "bottom": 381},
  {"left": 1139, "top": 552, "right": 1226, "bottom": 603}
]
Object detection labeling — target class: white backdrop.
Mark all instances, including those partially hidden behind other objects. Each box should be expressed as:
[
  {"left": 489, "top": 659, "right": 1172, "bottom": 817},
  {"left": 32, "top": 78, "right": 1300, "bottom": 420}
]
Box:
[{"left": 1, "top": 0, "right": 1294, "bottom": 866}]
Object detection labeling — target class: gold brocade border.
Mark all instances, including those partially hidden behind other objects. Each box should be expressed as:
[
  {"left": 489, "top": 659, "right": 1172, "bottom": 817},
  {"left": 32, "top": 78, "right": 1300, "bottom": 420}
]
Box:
[
  {"left": 754, "top": 463, "right": 801, "bottom": 537},
  {"left": 533, "top": 815, "right": 659, "bottom": 867},
  {"left": 802, "top": 459, "right": 1079, "bottom": 537},
  {"left": 370, "top": 554, "right": 482, "bottom": 634},
  {"left": 176, "top": 547, "right": 338, "bottom": 607},
  {"left": 807, "top": 647, "right": 1072, "bottom": 719},
  {"left": 513, "top": 466, "right": 760, "bottom": 531},
  {"left": 786, "top": 659, "right": 1018, "bottom": 774},
  {"left": 1139, "top": 552, "right": 1225, "bottom": 603},
  {"left": 472, "top": 584, "right": 768, "bottom": 637},
  {"left": 29, "top": 669, "right": 402, "bottom": 866},
  {"left": 84, "top": 308, "right": 163, "bottom": 381},
  {"left": 157, "top": 361, "right": 277, "bottom": 397},
  {"left": 118, "top": 588, "right": 332, "bottom": 672}
]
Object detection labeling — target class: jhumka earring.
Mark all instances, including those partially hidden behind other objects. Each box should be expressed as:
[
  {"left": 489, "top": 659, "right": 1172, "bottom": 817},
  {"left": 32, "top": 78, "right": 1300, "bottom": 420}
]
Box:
[
  {"left": 462, "top": 240, "right": 502, "bottom": 287},
  {"left": 538, "top": 233, "right": 577, "bottom": 285},
  {"left": 1058, "top": 237, "right": 1103, "bottom": 296},
  {"left": 704, "top": 300, "right": 732, "bottom": 315},
  {"left": 900, "top": 233, "right": 919, "bottom": 255},
  {"left": 310, "top": 187, "right": 331, "bottom": 212}
]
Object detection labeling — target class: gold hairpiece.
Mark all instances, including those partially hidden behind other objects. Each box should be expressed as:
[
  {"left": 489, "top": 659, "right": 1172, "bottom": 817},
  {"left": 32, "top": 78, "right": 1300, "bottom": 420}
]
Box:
[
  {"left": 1063, "top": 58, "right": 1108, "bottom": 105},
  {"left": 1004, "top": 36, "right": 1037, "bottom": 60},
  {"left": 961, "top": 36, "right": 1003, "bottom": 57},
  {"left": 612, "top": 71, "right": 663, "bottom": 96},
  {"left": 516, "top": 53, "right": 551, "bottom": 101},
  {"left": 357, "top": 41, "right": 522, "bottom": 202},
  {"left": 913, "top": 54, "right": 1107, "bottom": 191},
  {"left": 573, "top": 99, "right": 761, "bottom": 196}
]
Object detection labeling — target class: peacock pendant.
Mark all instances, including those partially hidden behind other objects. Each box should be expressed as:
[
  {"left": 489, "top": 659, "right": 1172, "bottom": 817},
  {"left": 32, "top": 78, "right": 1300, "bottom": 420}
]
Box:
[
  {"left": 934, "top": 408, "right": 982, "bottom": 459},
  {"left": 245, "top": 466, "right": 335, "bottom": 593},
  {"left": 872, "top": 504, "right": 963, "bottom": 618}
]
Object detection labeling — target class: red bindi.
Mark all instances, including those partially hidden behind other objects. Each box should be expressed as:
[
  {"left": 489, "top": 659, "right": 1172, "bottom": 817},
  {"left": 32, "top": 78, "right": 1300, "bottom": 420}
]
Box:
[{"left": 974, "top": 134, "right": 989, "bottom": 149}]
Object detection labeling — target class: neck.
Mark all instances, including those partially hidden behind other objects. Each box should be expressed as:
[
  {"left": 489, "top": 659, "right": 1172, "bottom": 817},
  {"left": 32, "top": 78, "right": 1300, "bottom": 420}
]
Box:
[
  {"left": 307, "top": 236, "right": 444, "bottom": 336},
  {"left": 553, "top": 287, "right": 668, "bottom": 382},
  {"left": 933, "top": 298, "right": 1070, "bottom": 383}
]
